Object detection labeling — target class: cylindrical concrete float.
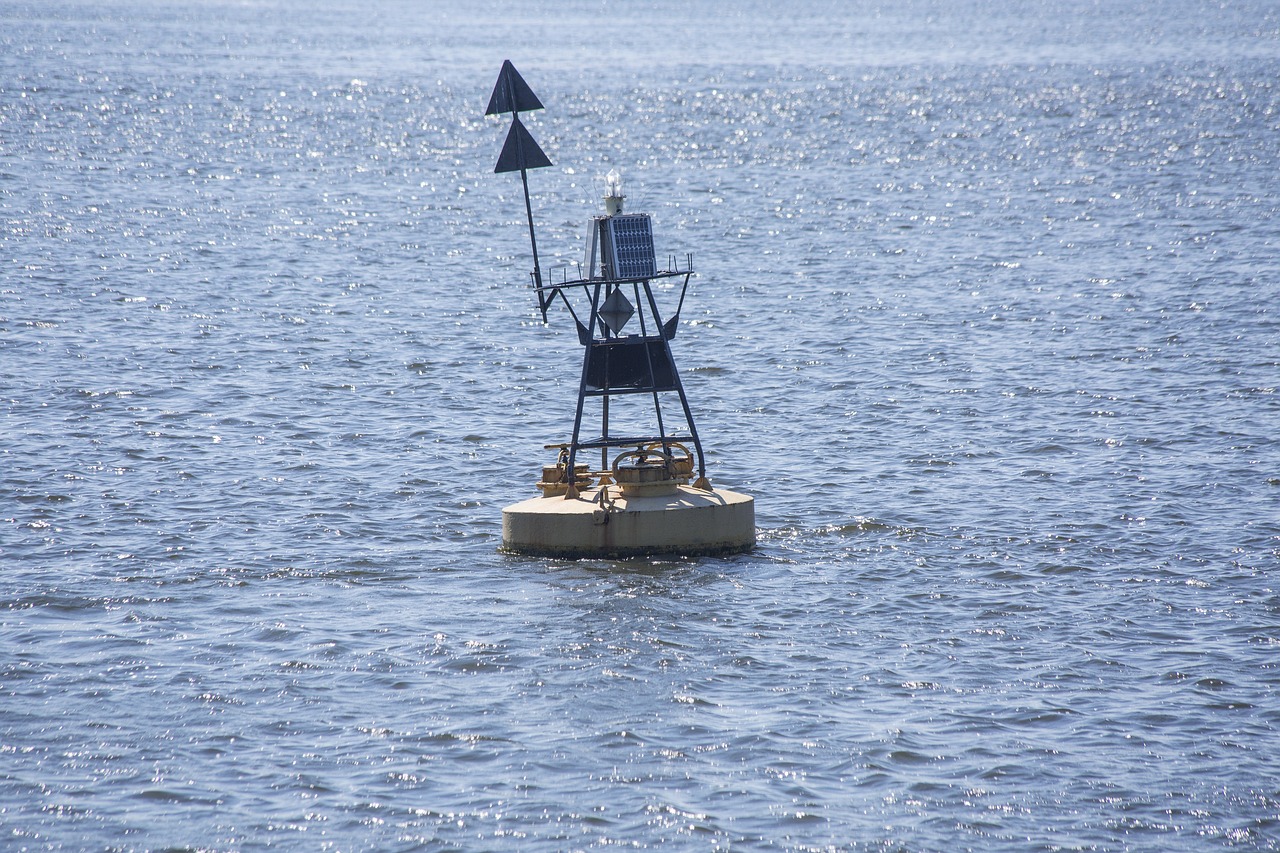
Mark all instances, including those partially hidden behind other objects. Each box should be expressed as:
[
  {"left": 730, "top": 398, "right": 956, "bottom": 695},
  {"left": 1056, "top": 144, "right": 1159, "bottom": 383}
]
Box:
[{"left": 502, "top": 483, "right": 754, "bottom": 559}]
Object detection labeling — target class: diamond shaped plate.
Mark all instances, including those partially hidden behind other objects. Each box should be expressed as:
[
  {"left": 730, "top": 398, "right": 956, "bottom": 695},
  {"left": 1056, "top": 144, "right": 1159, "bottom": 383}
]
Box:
[{"left": 599, "top": 289, "right": 634, "bottom": 335}]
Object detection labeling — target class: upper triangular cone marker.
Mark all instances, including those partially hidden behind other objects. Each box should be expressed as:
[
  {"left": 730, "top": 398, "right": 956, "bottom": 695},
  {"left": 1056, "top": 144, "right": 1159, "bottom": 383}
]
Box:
[
  {"left": 485, "top": 60, "right": 544, "bottom": 116},
  {"left": 494, "top": 115, "right": 553, "bottom": 173}
]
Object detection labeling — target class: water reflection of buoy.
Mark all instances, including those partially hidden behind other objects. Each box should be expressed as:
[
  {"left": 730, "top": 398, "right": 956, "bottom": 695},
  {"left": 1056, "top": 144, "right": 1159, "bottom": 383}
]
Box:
[{"left": 485, "top": 61, "right": 755, "bottom": 559}]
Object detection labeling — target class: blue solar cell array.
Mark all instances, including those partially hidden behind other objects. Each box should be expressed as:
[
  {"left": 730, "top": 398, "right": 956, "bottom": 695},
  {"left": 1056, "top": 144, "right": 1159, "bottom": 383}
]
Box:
[{"left": 604, "top": 214, "right": 656, "bottom": 280}]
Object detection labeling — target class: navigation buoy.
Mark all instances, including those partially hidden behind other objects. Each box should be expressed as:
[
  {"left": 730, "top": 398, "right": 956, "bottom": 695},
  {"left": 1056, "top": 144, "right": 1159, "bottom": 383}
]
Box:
[{"left": 486, "top": 61, "right": 754, "bottom": 558}]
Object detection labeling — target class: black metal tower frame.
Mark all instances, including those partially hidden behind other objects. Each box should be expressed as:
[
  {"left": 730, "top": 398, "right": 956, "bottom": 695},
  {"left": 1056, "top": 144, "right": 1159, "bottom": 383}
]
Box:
[{"left": 487, "top": 62, "right": 709, "bottom": 496}]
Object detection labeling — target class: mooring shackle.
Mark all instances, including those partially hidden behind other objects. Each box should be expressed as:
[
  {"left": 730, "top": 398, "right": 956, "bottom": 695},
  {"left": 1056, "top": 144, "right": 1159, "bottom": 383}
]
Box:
[{"left": 595, "top": 482, "right": 616, "bottom": 512}]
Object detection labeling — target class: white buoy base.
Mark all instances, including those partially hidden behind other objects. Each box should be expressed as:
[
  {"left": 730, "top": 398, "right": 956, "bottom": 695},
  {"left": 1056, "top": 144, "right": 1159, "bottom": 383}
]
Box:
[{"left": 502, "top": 484, "right": 754, "bottom": 559}]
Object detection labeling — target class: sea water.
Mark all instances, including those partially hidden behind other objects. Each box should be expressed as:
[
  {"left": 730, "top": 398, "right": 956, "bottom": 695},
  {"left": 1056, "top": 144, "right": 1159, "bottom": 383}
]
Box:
[{"left": 3, "top": 0, "right": 1279, "bottom": 849}]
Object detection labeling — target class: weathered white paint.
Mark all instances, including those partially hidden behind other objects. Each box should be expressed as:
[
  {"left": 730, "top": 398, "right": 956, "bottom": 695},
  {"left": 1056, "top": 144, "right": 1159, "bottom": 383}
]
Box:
[{"left": 502, "top": 485, "right": 755, "bottom": 558}]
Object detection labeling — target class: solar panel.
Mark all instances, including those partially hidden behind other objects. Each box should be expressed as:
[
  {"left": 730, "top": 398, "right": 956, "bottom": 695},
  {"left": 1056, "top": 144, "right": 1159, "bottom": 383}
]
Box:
[{"left": 601, "top": 214, "right": 656, "bottom": 280}]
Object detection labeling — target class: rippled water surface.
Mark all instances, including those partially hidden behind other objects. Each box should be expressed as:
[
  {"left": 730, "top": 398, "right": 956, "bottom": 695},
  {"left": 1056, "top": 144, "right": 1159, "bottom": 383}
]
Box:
[{"left": 4, "top": 1, "right": 1280, "bottom": 849}]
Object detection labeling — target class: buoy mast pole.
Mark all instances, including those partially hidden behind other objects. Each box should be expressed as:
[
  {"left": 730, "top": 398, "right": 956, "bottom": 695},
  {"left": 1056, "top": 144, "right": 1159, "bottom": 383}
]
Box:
[
  {"left": 518, "top": 164, "right": 543, "bottom": 293},
  {"left": 486, "top": 60, "right": 553, "bottom": 318}
]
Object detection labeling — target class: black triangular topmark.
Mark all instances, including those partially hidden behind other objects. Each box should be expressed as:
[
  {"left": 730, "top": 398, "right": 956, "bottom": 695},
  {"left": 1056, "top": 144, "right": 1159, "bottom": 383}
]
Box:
[
  {"left": 485, "top": 60, "right": 545, "bottom": 116},
  {"left": 494, "top": 115, "right": 553, "bottom": 173}
]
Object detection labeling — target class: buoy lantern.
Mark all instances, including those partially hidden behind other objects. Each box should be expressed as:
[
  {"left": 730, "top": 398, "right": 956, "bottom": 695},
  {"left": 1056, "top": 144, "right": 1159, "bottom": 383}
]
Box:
[{"left": 486, "top": 61, "right": 755, "bottom": 558}]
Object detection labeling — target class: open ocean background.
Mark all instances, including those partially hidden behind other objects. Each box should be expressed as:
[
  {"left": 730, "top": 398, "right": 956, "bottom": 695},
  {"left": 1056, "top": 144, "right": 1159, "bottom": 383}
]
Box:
[{"left": 3, "top": 0, "right": 1280, "bottom": 849}]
